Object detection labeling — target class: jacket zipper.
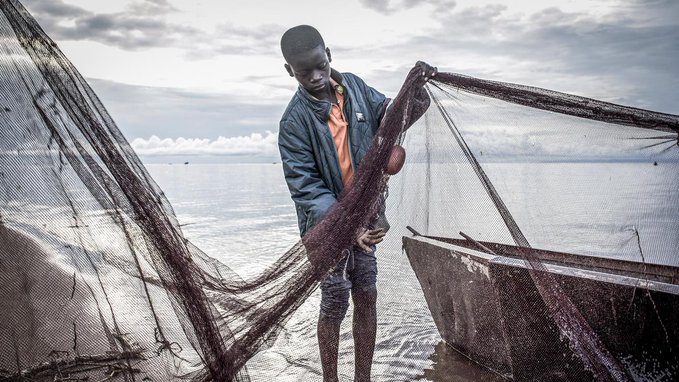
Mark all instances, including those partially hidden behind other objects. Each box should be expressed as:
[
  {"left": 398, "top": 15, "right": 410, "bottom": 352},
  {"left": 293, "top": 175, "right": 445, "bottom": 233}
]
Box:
[{"left": 341, "top": 89, "right": 357, "bottom": 175}]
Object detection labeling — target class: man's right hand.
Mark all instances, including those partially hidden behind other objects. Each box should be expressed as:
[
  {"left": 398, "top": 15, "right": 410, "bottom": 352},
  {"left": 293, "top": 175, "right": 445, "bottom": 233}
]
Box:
[
  {"left": 356, "top": 228, "right": 385, "bottom": 253},
  {"left": 416, "top": 61, "right": 437, "bottom": 82}
]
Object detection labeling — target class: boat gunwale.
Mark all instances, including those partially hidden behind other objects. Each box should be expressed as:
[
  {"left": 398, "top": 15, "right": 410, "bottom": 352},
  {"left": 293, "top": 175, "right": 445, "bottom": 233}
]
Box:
[{"left": 404, "top": 235, "right": 679, "bottom": 288}]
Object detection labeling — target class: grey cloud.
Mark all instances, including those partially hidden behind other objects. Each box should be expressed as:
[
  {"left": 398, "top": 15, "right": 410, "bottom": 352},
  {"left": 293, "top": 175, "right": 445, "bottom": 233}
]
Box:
[
  {"left": 493, "top": 4, "right": 678, "bottom": 112},
  {"left": 126, "top": 0, "right": 178, "bottom": 15},
  {"left": 88, "top": 79, "right": 287, "bottom": 141},
  {"left": 348, "top": 1, "right": 679, "bottom": 114},
  {"left": 21, "top": 0, "right": 87, "bottom": 18},
  {"left": 359, "top": 0, "right": 392, "bottom": 14},
  {"left": 241, "top": 74, "right": 294, "bottom": 92},
  {"left": 24, "top": 0, "right": 200, "bottom": 50},
  {"left": 359, "top": 0, "right": 456, "bottom": 15},
  {"left": 23, "top": 0, "right": 280, "bottom": 55},
  {"left": 210, "top": 23, "right": 285, "bottom": 55},
  {"left": 613, "top": 0, "right": 679, "bottom": 26}
]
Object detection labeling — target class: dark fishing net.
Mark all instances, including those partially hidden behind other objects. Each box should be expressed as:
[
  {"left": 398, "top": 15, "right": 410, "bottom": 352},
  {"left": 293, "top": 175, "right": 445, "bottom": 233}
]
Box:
[
  {"left": 1, "top": 1, "right": 678, "bottom": 381},
  {"left": 0, "top": 1, "right": 426, "bottom": 380},
  {"left": 390, "top": 75, "right": 678, "bottom": 381}
]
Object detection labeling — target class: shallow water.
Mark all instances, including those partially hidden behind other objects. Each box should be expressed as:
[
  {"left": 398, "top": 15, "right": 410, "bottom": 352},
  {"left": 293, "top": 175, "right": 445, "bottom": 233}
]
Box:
[{"left": 146, "top": 161, "right": 678, "bottom": 381}]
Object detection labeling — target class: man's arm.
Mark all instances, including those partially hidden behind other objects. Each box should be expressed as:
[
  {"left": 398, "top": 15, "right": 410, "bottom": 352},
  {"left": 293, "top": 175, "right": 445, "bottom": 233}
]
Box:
[{"left": 278, "top": 120, "right": 336, "bottom": 235}]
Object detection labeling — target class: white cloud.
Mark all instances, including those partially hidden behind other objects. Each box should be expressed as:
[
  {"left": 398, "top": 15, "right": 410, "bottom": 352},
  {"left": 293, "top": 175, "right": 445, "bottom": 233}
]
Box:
[{"left": 130, "top": 132, "right": 278, "bottom": 156}]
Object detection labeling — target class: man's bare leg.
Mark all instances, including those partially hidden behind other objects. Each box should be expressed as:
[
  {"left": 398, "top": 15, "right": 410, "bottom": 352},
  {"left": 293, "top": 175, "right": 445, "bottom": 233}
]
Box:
[
  {"left": 318, "top": 317, "right": 342, "bottom": 382},
  {"left": 353, "top": 288, "right": 377, "bottom": 382}
]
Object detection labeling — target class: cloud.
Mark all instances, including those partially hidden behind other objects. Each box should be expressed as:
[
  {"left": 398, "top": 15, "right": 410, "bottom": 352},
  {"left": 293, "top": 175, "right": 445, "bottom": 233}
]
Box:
[
  {"left": 350, "top": 1, "right": 679, "bottom": 114},
  {"left": 22, "top": 0, "right": 679, "bottom": 116},
  {"left": 195, "top": 23, "right": 285, "bottom": 57},
  {"left": 18, "top": 0, "right": 677, "bottom": 152},
  {"left": 22, "top": 0, "right": 88, "bottom": 18},
  {"left": 88, "top": 78, "right": 286, "bottom": 140},
  {"left": 130, "top": 132, "right": 278, "bottom": 156},
  {"left": 358, "top": 0, "right": 456, "bottom": 15},
  {"left": 22, "top": 0, "right": 284, "bottom": 55},
  {"left": 359, "top": 0, "right": 399, "bottom": 14},
  {"left": 126, "top": 0, "right": 178, "bottom": 15},
  {"left": 408, "top": 89, "right": 679, "bottom": 162},
  {"left": 22, "top": 0, "right": 199, "bottom": 50}
]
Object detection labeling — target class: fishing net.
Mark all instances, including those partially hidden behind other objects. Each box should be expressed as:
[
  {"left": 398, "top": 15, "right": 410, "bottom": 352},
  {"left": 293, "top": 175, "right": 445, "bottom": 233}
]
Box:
[
  {"left": 1, "top": 0, "right": 677, "bottom": 381},
  {"left": 389, "top": 75, "right": 679, "bottom": 381},
  {"left": 0, "top": 1, "right": 426, "bottom": 380}
]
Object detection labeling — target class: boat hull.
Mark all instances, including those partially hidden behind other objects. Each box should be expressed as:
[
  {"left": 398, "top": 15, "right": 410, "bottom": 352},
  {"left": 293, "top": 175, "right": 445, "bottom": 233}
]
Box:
[{"left": 403, "top": 235, "right": 679, "bottom": 381}]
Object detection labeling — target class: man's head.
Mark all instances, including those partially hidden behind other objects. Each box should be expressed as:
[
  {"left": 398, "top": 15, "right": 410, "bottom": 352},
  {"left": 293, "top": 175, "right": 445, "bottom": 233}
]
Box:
[{"left": 281, "top": 25, "right": 332, "bottom": 96}]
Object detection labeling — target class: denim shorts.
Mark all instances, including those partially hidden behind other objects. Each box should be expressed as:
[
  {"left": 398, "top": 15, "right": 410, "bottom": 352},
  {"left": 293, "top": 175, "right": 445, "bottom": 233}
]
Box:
[{"left": 319, "top": 247, "right": 378, "bottom": 321}]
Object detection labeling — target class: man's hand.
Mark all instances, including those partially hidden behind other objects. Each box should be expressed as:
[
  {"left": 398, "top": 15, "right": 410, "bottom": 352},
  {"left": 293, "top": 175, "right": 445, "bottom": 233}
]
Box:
[
  {"left": 356, "top": 228, "right": 386, "bottom": 253},
  {"left": 416, "top": 61, "right": 437, "bottom": 82}
]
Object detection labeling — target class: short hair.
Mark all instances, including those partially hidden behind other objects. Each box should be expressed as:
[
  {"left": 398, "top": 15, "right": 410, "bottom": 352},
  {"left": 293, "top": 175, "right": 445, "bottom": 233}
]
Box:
[{"left": 280, "top": 25, "right": 325, "bottom": 62}]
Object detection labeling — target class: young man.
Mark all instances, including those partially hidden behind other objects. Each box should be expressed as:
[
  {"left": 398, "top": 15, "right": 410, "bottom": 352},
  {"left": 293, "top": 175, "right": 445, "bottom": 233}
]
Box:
[{"left": 278, "top": 25, "right": 434, "bottom": 381}]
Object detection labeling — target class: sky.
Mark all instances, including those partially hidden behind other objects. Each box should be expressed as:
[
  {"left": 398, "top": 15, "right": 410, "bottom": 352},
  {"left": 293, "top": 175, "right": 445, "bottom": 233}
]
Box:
[{"left": 20, "top": 0, "right": 679, "bottom": 162}]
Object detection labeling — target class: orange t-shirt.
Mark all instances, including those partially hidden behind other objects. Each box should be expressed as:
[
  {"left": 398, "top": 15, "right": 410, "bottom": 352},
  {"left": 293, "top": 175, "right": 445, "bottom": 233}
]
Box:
[{"left": 328, "top": 80, "right": 354, "bottom": 187}]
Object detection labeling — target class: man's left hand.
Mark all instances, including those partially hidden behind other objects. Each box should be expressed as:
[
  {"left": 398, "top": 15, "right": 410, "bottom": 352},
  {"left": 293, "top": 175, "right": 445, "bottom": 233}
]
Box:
[{"left": 356, "top": 228, "right": 386, "bottom": 253}]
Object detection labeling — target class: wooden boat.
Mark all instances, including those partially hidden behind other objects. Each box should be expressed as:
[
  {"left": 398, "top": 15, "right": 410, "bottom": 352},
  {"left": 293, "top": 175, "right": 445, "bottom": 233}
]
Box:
[{"left": 403, "top": 233, "right": 679, "bottom": 381}]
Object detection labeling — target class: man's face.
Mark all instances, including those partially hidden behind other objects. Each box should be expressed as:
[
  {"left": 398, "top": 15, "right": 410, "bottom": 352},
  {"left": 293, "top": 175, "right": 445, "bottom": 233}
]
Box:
[{"left": 285, "top": 45, "right": 332, "bottom": 97}]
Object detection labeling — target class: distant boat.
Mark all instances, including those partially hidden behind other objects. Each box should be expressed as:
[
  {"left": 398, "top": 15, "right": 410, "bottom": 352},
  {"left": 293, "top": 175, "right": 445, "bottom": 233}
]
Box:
[
  {"left": 184, "top": 161, "right": 189, "bottom": 165},
  {"left": 403, "top": 234, "right": 679, "bottom": 381}
]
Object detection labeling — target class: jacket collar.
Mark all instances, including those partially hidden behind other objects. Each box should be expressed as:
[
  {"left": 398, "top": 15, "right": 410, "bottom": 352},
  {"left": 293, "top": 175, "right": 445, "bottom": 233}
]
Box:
[{"left": 297, "top": 68, "right": 346, "bottom": 120}]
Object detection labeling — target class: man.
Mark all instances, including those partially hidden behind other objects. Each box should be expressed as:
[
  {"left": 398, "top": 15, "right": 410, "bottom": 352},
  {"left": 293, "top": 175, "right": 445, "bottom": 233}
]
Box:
[{"left": 278, "top": 25, "right": 434, "bottom": 381}]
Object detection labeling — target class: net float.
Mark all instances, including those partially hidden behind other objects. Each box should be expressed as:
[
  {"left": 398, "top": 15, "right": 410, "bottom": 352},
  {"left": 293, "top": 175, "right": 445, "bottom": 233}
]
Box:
[{"left": 386, "top": 144, "right": 406, "bottom": 175}]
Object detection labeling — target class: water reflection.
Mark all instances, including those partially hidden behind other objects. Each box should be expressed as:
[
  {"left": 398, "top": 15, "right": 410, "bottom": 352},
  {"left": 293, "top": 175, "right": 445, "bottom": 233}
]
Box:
[{"left": 417, "top": 341, "right": 507, "bottom": 381}]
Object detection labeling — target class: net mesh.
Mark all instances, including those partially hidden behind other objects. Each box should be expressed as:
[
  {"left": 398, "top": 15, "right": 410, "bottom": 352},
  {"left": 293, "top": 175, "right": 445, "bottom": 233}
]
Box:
[
  {"left": 1, "top": 0, "right": 678, "bottom": 381},
  {"left": 389, "top": 76, "right": 678, "bottom": 381}
]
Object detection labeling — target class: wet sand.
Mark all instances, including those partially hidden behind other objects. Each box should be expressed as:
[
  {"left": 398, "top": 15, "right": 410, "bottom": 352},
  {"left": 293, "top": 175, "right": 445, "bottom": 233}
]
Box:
[{"left": 0, "top": 225, "right": 110, "bottom": 376}]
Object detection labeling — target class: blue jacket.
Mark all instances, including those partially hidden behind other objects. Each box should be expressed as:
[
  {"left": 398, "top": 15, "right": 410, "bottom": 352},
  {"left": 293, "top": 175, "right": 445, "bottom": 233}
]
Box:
[{"left": 278, "top": 69, "right": 389, "bottom": 236}]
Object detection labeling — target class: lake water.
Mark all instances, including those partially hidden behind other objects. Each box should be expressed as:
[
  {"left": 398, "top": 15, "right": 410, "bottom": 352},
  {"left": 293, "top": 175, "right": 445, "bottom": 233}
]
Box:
[{"left": 146, "top": 160, "right": 678, "bottom": 381}]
